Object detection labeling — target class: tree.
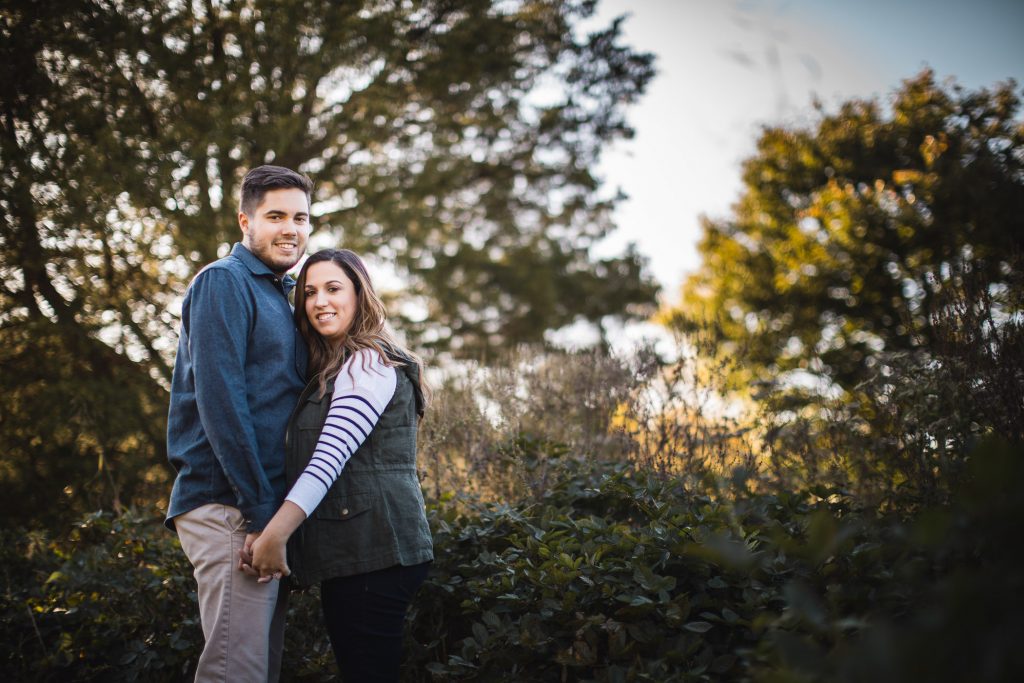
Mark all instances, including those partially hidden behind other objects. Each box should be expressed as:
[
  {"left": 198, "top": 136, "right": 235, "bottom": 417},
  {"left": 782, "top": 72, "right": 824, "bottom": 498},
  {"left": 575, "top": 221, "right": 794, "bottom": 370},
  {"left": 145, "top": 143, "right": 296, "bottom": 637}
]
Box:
[
  {"left": 665, "top": 71, "right": 1024, "bottom": 395},
  {"left": 0, "top": 0, "right": 657, "bottom": 524}
]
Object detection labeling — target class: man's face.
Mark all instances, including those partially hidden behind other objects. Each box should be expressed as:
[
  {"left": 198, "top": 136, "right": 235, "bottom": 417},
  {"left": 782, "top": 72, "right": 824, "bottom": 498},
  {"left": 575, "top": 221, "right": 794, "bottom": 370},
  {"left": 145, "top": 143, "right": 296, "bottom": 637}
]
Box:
[{"left": 239, "top": 187, "right": 311, "bottom": 275}]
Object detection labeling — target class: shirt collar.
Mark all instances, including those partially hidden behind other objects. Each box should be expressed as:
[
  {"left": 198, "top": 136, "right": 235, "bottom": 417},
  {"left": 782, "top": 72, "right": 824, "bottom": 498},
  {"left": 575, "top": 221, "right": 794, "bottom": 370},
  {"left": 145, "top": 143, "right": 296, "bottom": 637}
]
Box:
[{"left": 231, "top": 242, "right": 298, "bottom": 292}]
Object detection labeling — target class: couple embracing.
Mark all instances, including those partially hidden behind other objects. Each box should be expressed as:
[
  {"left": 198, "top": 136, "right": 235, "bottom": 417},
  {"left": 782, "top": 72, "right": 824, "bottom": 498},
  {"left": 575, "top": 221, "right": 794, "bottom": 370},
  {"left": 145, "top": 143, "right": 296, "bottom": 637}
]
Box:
[{"left": 165, "top": 165, "right": 433, "bottom": 682}]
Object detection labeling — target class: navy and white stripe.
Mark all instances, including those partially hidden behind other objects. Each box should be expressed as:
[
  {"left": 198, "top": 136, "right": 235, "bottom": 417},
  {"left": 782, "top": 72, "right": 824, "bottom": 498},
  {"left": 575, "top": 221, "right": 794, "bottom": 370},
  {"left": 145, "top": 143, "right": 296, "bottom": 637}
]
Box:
[{"left": 285, "top": 350, "right": 397, "bottom": 517}]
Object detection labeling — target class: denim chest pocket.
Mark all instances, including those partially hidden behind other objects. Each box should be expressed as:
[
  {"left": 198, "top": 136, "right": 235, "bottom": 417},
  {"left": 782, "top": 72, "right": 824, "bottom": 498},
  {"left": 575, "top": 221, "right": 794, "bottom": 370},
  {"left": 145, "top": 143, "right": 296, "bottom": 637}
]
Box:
[{"left": 314, "top": 491, "right": 374, "bottom": 521}]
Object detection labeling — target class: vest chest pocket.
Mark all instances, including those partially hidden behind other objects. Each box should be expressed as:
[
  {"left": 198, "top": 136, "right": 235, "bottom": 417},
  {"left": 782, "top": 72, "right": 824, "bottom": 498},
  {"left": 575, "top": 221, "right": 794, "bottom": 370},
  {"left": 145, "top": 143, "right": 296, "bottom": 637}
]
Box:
[
  {"left": 295, "top": 420, "right": 323, "bottom": 432},
  {"left": 314, "top": 491, "right": 374, "bottom": 521},
  {"left": 295, "top": 407, "right": 327, "bottom": 432}
]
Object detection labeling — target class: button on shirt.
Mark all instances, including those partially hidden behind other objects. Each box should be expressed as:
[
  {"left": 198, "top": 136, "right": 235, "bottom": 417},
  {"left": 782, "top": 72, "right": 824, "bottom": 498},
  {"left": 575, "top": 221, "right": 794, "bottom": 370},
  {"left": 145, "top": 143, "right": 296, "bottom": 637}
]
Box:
[{"left": 165, "top": 243, "right": 308, "bottom": 531}]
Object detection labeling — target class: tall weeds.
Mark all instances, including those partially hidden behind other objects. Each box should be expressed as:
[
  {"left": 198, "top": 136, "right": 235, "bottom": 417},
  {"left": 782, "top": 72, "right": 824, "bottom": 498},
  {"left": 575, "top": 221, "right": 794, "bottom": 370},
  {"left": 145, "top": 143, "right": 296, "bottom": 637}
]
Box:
[{"left": 418, "top": 336, "right": 760, "bottom": 504}]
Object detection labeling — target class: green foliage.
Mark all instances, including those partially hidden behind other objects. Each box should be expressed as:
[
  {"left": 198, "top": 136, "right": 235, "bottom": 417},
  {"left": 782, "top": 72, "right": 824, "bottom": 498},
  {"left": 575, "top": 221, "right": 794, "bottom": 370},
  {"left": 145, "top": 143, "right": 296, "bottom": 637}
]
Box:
[
  {"left": 758, "top": 254, "right": 1024, "bottom": 504},
  {"left": 408, "top": 442, "right": 1023, "bottom": 682},
  {"left": 6, "top": 438, "right": 1021, "bottom": 681},
  {"left": 0, "top": 320, "right": 170, "bottom": 528},
  {"left": 0, "top": 0, "right": 657, "bottom": 525},
  {"left": 669, "top": 70, "right": 1024, "bottom": 394},
  {"left": 1, "top": 512, "right": 199, "bottom": 681},
  {"left": 0, "top": 510, "right": 333, "bottom": 682},
  {"left": 411, "top": 461, "right": 764, "bottom": 681}
]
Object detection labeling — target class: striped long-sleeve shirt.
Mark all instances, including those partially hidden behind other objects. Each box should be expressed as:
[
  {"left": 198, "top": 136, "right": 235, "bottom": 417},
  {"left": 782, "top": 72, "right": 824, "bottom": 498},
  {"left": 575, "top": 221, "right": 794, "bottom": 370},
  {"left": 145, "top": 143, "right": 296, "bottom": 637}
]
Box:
[{"left": 284, "top": 349, "right": 397, "bottom": 517}]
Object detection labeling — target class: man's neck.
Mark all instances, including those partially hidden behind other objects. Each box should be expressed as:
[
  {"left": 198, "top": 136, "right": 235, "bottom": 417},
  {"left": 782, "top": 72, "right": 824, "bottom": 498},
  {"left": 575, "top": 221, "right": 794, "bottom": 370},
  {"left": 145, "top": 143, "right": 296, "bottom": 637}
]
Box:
[{"left": 239, "top": 241, "right": 288, "bottom": 278}]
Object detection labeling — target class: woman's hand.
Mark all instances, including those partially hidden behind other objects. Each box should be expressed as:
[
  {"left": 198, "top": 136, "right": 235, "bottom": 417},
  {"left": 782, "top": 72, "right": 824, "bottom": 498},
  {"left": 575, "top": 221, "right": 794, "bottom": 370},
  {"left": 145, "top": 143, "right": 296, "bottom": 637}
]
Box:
[
  {"left": 242, "top": 500, "right": 307, "bottom": 583},
  {"left": 251, "top": 531, "right": 290, "bottom": 583}
]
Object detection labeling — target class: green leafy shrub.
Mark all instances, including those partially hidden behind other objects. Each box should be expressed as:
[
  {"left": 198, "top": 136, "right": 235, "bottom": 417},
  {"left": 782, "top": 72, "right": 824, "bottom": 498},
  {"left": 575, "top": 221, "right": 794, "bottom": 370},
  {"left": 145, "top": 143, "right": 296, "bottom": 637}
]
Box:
[
  {"left": 4, "top": 437, "right": 1021, "bottom": 682},
  {"left": 0, "top": 510, "right": 330, "bottom": 682},
  {"left": 1, "top": 511, "right": 199, "bottom": 681},
  {"left": 746, "top": 437, "right": 1024, "bottom": 683},
  {"left": 406, "top": 438, "right": 1024, "bottom": 682}
]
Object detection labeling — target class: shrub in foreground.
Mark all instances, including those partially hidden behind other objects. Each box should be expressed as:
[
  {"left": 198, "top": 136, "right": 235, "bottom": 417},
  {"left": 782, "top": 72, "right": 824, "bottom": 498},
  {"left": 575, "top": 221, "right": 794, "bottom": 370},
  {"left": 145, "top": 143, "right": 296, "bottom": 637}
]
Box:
[{"left": 3, "top": 439, "right": 1021, "bottom": 681}]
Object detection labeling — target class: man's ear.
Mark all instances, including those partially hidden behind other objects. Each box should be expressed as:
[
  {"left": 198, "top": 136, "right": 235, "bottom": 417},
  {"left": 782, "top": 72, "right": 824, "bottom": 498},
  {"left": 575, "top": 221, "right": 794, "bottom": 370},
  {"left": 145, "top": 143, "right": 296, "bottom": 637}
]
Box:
[{"left": 238, "top": 211, "right": 250, "bottom": 239}]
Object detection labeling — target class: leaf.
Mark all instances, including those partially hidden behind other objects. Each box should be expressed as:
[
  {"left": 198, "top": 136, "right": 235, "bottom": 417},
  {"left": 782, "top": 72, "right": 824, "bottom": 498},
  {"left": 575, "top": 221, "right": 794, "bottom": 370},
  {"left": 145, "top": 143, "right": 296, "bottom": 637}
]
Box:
[
  {"left": 683, "top": 621, "right": 713, "bottom": 633},
  {"left": 482, "top": 610, "right": 501, "bottom": 630},
  {"left": 783, "top": 581, "right": 828, "bottom": 631},
  {"left": 710, "top": 654, "right": 737, "bottom": 673}
]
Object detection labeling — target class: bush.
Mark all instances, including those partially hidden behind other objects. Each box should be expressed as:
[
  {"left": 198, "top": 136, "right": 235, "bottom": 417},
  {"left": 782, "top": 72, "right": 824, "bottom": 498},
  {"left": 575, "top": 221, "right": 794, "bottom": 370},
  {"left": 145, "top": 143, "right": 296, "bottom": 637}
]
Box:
[
  {"left": 756, "top": 254, "right": 1024, "bottom": 507},
  {"left": 408, "top": 439, "right": 1024, "bottom": 682},
  {"left": 0, "top": 511, "right": 199, "bottom": 681},
  {"left": 7, "top": 436, "right": 1019, "bottom": 682},
  {"left": 0, "top": 510, "right": 331, "bottom": 682}
]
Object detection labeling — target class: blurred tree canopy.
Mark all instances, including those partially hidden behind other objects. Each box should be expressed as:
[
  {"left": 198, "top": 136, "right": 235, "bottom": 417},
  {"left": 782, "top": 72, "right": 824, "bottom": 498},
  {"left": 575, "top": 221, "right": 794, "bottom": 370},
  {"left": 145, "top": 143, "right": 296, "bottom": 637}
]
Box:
[
  {"left": 665, "top": 71, "right": 1024, "bottom": 395},
  {"left": 0, "top": 0, "right": 657, "bottom": 525}
]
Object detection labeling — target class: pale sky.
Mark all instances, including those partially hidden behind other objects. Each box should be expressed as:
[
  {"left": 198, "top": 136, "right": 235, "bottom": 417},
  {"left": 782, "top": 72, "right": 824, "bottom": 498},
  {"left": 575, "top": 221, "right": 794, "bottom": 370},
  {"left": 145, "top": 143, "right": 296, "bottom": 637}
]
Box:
[{"left": 586, "top": 0, "right": 1024, "bottom": 301}]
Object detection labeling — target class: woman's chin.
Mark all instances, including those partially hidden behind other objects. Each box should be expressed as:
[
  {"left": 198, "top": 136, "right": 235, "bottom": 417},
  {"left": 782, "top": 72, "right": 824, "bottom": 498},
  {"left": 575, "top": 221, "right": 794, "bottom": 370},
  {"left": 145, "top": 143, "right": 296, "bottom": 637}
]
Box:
[{"left": 316, "top": 327, "right": 345, "bottom": 343}]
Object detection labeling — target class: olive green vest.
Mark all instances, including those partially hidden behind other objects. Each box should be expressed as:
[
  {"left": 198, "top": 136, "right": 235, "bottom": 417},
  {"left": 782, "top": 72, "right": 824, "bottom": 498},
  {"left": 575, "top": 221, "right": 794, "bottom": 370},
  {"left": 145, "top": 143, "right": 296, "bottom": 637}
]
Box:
[{"left": 284, "top": 352, "right": 433, "bottom": 586}]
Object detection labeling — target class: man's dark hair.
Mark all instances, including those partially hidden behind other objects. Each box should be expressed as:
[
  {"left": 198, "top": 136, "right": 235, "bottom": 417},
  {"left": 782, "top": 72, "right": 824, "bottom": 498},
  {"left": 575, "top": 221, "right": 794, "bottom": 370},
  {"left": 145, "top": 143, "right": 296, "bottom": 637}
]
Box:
[{"left": 240, "top": 165, "right": 314, "bottom": 215}]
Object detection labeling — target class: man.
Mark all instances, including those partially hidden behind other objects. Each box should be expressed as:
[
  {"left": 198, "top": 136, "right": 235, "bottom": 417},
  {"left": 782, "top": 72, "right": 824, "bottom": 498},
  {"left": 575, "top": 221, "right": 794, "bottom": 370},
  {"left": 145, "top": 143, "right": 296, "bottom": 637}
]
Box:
[{"left": 165, "top": 165, "right": 313, "bottom": 682}]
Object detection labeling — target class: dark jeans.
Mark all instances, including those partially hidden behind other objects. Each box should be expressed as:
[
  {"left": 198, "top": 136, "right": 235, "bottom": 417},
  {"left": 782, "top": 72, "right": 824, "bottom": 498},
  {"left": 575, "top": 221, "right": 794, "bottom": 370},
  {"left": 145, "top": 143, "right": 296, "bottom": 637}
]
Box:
[{"left": 320, "top": 561, "right": 430, "bottom": 682}]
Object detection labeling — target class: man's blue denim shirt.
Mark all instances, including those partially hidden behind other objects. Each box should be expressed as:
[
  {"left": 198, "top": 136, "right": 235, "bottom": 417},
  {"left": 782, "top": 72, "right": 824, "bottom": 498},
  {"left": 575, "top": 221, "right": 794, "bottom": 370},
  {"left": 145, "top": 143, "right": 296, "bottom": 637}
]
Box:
[{"left": 165, "top": 243, "right": 308, "bottom": 532}]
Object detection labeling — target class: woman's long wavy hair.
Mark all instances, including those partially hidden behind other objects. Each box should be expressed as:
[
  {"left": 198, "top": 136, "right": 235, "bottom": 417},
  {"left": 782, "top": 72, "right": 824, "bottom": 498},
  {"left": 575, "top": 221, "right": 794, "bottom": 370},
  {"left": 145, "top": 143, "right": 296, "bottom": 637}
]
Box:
[{"left": 294, "top": 249, "right": 427, "bottom": 404}]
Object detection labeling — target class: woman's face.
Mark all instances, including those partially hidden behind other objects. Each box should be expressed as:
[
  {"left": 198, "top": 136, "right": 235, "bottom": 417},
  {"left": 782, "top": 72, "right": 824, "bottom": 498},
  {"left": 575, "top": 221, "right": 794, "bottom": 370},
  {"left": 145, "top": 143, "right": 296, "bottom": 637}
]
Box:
[{"left": 303, "top": 261, "right": 358, "bottom": 343}]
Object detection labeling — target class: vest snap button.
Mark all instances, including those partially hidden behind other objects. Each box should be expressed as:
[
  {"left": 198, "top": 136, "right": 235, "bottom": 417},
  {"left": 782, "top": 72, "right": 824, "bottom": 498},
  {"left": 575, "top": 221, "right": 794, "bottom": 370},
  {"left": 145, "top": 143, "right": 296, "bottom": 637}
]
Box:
[{"left": 341, "top": 508, "right": 349, "bottom": 516}]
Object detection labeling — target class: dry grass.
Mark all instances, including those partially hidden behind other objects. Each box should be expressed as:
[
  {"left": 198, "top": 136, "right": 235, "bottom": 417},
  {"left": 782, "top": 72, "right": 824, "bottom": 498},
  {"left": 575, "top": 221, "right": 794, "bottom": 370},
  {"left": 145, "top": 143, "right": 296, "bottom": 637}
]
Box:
[{"left": 417, "top": 337, "right": 762, "bottom": 503}]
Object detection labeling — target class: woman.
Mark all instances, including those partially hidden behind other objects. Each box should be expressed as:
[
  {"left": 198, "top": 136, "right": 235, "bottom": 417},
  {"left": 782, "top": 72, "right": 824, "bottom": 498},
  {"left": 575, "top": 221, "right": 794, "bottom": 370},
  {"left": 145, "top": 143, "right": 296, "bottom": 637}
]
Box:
[{"left": 248, "top": 248, "right": 433, "bottom": 682}]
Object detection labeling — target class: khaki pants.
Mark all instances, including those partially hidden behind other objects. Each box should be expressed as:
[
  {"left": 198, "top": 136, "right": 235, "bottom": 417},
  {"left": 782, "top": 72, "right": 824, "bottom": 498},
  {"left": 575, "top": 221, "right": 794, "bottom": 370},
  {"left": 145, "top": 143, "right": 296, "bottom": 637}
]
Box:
[{"left": 176, "top": 504, "right": 288, "bottom": 683}]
